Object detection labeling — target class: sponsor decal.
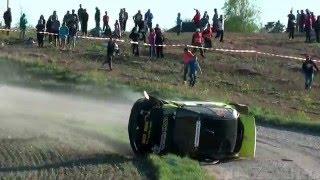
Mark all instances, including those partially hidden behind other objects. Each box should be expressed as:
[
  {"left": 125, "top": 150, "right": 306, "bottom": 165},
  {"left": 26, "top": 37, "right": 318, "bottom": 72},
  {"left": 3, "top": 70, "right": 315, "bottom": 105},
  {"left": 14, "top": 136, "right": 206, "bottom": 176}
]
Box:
[{"left": 159, "top": 116, "right": 169, "bottom": 151}]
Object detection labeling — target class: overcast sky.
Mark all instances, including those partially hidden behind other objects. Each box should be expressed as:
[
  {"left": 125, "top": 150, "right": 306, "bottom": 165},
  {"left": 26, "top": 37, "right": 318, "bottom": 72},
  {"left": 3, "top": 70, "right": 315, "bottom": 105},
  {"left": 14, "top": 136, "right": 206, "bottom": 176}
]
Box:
[{"left": 0, "top": 0, "right": 320, "bottom": 30}]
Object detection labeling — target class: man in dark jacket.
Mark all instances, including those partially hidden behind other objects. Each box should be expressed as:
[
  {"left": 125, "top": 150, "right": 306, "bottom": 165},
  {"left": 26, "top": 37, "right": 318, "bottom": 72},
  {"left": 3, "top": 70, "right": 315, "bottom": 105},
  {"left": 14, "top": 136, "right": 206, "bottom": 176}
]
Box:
[
  {"left": 129, "top": 27, "right": 140, "bottom": 56},
  {"left": 103, "top": 37, "right": 116, "bottom": 71},
  {"left": 36, "top": 15, "right": 46, "bottom": 47},
  {"left": 133, "top": 10, "right": 143, "bottom": 31},
  {"left": 296, "top": 10, "right": 300, "bottom": 32},
  {"left": 78, "top": 4, "right": 84, "bottom": 32},
  {"left": 3, "top": 8, "right": 12, "bottom": 35},
  {"left": 155, "top": 24, "right": 165, "bottom": 58},
  {"left": 123, "top": 8, "right": 128, "bottom": 31},
  {"left": 302, "top": 55, "right": 319, "bottom": 90},
  {"left": 305, "top": 10, "right": 312, "bottom": 43},
  {"left": 315, "top": 16, "right": 320, "bottom": 43},
  {"left": 47, "top": 11, "right": 58, "bottom": 43},
  {"left": 212, "top": 9, "right": 219, "bottom": 32},
  {"left": 287, "top": 10, "right": 295, "bottom": 39},
  {"left": 95, "top": 7, "right": 101, "bottom": 28},
  {"left": 300, "top": 10, "right": 305, "bottom": 33},
  {"left": 82, "top": 9, "right": 89, "bottom": 36},
  {"left": 144, "top": 9, "right": 153, "bottom": 32}
]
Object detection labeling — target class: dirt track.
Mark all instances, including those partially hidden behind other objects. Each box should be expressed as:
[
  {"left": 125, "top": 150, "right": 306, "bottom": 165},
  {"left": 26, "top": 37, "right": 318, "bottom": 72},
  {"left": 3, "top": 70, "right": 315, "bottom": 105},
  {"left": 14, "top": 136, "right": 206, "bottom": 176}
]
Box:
[
  {"left": 0, "top": 85, "right": 141, "bottom": 179},
  {"left": 1, "top": 85, "right": 320, "bottom": 179},
  {"left": 206, "top": 126, "right": 320, "bottom": 180}
]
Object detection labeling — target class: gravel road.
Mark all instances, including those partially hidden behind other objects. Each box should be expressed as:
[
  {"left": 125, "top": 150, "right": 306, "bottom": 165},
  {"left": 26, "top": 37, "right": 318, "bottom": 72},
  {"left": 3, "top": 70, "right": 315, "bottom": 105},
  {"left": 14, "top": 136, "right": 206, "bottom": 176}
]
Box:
[{"left": 205, "top": 126, "right": 320, "bottom": 180}]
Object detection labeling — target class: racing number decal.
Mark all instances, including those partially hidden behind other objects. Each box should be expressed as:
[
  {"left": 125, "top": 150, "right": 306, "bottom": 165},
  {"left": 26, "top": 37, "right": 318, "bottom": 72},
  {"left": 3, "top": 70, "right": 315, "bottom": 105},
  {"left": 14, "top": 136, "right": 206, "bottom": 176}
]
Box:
[{"left": 194, "top": 120, "right": 201, "bottom": 148}]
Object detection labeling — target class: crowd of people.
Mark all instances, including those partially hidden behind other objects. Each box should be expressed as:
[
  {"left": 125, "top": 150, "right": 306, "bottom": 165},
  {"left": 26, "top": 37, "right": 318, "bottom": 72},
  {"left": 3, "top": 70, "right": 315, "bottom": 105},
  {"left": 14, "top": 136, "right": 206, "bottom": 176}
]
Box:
[
  {"left": 1, "top": 6, "right": 319, "bottom": 89},
  {"left": 287, "top": 9, "right": 320, "bottom": 43}
]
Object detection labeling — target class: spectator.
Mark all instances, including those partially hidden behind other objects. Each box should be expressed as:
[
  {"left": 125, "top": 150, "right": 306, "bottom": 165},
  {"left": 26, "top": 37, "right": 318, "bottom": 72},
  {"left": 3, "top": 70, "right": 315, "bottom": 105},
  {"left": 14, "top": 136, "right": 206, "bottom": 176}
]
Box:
[
  {"left": 302, "top": 55, "right": 319, "bottom": 90},
  {"left": 71, "top": 10, "right": 79, "bottom": 30},
  {"left": 216, "top": 15, "right": 224, "bottom": 42},
  {"left": 59, "top": 23, "right": 69, "bottom": 50},
  {"left": 176, "top": 13, "right": 183, "bottom": 36},
  {"left": 36, "top": 15, "right": 46, "bottom": 48},
  {"left": 155, "top": 24, "right": 165, "bottom": 58},
  {"left": 183, "top": 47, "right": 195, "bottom": 84},
  {"left": 51, "top": 15, "right": 60, "bottom": 47},
  {"left": 296, "top": 10, "right": 300, "bottom": 32},
  {"left": 69, "top": 23, "right": 77, "bottom": 49},
  {"left": 47, "top": 14, "right": 53, "bottom": 43},
  {"left": 300, "top": 10, "right": 305, "bottom": 33},
  {"left": 119, "top": 9, "right": 125, "bottom": 32},
  {"left": 3, "top": 8, "right": 12, "bottom": 36},
  {"left": 123, "top": 8, "right": 129, "bottom": 31},
  {"left": 133, "top": 10, "right": 143, "bottom": 31},
  {"left": 95, "top": 7, "right": 101, "bottom": 28},
  {"left": 103, "top": 37, "right": 117, "bottom": 71},
  {"left": 287, "top": 10, "right": 295, "bottom": 40},
  {"left": 114, "top": 20, "right": 121, "bottom": 38},
  {"left": 212, "top": 9, "right": 219, "bottom": 32},
  {"left": 129, "top": 27, "right": 140, "bottom": 56},
  {"left": 201, "top": 11, "right": 209, "bottom": 30},
  {"left": 19, "top": 13, "right": 27, "bottom": 40},
  {"left": 188, "top": 56, "right": 202, "bottom": 87},
  {"left": 305, "top": 10, "right": 312, "bottom": 43},
  {"left": 103, "top": 11, "right": 109, "bottom": 31},
  {"left": 203, "top": 24, "right": 213, "bottom": 49},
  {"left": 192, "top": 28, "right": 204, "bottom": 58},
  {"left": 193, "top": 9, "right": 201, "bottom": 28},
  {"left": 78, "top": 4, "right": 84, "bottom": 32},
  {"left": 315, "top": 16, "right": 320, "bottom": 43},
  {"left": 144, "top": 9, "right": 153, "bottom": 32},
  {"left": 82, "top": 9, "right": 89, "bottom": 36},
  {"left": 148, "top": 28, "right": 156, "bottom": 59},
  {"left": 63, "top": 11, "right": 72, "bottom": 27},
  {"left": 104, "top": 24, "right": 112, "bottom": 38},
  {"left": 311, "top": 12, "right": 316, "bottom": 29}
]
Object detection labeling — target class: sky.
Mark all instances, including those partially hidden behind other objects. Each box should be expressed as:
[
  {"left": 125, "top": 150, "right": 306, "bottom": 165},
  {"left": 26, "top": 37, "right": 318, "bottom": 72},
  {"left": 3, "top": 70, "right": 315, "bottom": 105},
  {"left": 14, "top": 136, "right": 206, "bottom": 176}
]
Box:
[{"left": 0, "top": 0, "right": 320, "bottom": 30}]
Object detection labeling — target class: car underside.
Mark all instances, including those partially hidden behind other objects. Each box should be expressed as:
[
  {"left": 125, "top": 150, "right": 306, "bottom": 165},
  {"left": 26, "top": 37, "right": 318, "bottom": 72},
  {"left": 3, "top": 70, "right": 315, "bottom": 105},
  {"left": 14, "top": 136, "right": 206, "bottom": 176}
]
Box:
[{"left": 128, "top": 93, "right": 256, "bottom": 161}]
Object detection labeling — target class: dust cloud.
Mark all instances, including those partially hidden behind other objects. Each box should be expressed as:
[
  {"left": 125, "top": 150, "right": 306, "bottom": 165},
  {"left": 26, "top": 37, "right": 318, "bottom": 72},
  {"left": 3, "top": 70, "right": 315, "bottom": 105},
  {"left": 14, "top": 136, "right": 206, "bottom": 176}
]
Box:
[{"left": 0, "top": 85, "right": 139, "bottom": 155}]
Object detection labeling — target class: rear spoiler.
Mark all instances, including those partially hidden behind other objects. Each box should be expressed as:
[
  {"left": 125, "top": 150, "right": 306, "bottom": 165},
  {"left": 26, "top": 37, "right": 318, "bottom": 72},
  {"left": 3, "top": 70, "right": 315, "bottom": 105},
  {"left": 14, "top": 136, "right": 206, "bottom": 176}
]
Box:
[{"left": 229, "top": 103, "right": 249, "bottom": 114}]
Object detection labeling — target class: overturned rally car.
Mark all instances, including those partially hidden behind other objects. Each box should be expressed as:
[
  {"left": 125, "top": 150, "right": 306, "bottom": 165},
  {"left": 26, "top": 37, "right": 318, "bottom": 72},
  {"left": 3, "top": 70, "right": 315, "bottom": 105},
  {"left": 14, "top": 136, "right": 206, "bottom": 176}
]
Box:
[{"left": 128, "top": 92, "right": 256, "bottom": 161}]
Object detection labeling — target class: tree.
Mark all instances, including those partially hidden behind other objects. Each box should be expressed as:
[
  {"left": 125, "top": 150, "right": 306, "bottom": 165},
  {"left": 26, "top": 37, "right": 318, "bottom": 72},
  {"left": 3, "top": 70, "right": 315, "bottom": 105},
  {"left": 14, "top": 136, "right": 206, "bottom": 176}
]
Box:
[
  {"left": 264, "top": 21, "right": 285, "bottom": 33},
  {"left": 223, "top": 0, "right": 260, "bottom": 33}
]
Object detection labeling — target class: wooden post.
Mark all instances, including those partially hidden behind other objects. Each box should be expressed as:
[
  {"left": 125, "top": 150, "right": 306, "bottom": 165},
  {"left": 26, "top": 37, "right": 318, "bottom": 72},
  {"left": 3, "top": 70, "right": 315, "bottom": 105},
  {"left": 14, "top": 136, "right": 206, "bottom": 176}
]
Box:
[{"left": 7, "top": 0, "right": 9, "bottom": 9}]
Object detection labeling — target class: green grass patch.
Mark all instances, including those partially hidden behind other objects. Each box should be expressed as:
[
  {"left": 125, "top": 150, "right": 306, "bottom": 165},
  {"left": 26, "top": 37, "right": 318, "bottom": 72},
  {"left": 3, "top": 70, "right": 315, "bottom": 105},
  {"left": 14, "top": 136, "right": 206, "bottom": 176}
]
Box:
[{"left": 150, "top": 154, "right": 213, "bottom": 180}]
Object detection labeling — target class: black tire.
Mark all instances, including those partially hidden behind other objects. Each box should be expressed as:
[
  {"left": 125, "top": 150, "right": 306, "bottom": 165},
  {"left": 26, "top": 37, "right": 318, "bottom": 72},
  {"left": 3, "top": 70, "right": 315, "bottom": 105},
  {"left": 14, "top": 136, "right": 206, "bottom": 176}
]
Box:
[{"left": 128, "top": 99, "right": 153, "bottom": 156}]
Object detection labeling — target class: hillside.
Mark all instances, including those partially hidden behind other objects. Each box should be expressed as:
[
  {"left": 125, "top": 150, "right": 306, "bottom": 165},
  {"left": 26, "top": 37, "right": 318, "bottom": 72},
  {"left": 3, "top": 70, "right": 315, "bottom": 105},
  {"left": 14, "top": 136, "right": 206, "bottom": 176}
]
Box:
[{"left": 1, "top": 31, "right": 319, "bottom": 127}]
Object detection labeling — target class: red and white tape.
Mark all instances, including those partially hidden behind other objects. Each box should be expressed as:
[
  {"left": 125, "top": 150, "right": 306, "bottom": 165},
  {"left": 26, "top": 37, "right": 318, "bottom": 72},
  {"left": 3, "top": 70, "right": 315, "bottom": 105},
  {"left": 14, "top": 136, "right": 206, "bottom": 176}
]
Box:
[{"left": 1, "top": 28, "right": 319, "bottom": 63}]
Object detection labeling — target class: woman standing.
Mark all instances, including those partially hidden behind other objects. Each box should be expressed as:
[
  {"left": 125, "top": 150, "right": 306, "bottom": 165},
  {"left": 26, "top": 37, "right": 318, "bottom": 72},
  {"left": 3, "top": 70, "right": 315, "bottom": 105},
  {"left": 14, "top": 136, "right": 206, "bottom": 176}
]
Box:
[{"left": 36, "top": 15, "right": 46, "bottom": 47}]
